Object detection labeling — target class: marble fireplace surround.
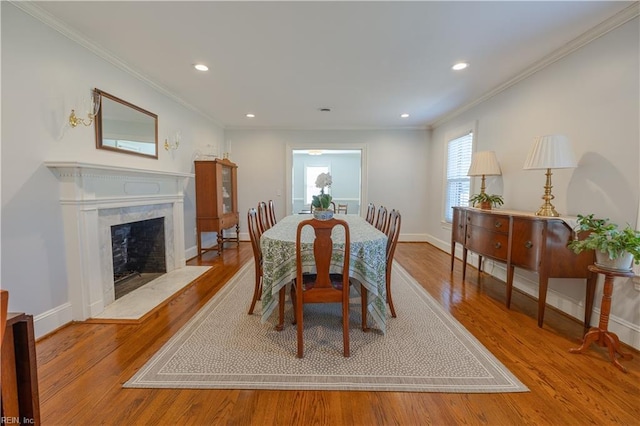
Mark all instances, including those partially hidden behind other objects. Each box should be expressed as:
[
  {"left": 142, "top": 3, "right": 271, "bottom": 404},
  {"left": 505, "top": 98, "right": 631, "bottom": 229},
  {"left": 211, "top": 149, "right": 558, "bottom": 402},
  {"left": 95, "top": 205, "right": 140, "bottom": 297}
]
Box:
[{"left": 46, "top": 162, "right": 193, "bottom": 321}]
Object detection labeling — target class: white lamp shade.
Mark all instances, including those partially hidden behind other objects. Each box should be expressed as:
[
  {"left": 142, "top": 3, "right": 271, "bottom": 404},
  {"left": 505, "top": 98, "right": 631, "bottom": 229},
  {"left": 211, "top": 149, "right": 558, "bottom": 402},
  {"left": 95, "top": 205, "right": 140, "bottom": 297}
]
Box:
[
  {"left": 467, "top": 151, "right": 502, "bottom": 176},
  {"left": 523, "top": 134, "right": 577, "bottom": 170}
]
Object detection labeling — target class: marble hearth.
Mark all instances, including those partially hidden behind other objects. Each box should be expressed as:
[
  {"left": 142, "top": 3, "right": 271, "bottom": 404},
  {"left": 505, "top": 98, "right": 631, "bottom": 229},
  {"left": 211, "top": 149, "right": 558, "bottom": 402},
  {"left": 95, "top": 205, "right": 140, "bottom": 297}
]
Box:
[{"left": 46, "top": 162, "right": 193, "bottom": 320}]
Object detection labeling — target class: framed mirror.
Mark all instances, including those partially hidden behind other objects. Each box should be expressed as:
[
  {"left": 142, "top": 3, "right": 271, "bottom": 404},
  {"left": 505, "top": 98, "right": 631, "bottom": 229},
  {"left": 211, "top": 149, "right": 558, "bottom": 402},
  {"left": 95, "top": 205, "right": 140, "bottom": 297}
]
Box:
[{"left": 94, "top": 89, "right": 158, "bottom": 159}]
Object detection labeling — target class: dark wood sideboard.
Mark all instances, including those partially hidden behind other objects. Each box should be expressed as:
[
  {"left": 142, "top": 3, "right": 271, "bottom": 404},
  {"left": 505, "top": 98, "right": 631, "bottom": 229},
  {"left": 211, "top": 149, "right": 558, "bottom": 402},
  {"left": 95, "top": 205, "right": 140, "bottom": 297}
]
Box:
[{"left": 451, "top": 207, "right": 596, "bottom": 329}]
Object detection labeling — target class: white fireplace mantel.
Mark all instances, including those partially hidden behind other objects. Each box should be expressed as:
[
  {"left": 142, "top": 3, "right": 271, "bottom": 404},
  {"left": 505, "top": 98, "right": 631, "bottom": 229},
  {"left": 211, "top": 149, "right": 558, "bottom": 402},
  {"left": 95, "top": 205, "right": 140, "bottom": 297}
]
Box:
[{"left": 46, "top": 161, "right": 194, "bottom": 320}]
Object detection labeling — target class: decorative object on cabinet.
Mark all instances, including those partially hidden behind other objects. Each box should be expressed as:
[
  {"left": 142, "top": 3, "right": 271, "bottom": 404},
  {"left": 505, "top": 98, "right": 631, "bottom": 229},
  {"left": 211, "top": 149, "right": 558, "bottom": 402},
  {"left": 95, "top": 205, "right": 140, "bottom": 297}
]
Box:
[
  {"left": 69, "top": 89, "right": 100, "bottom": 128},
  {"left": 468, "top": 193, "right": 504, "bottom": 210},
  {"left": 450, "top": 207, "right": 596, "bottom": 329},
  {"left": 194, "top": 159, "right": 240, "bottom": 257},
  {"left": 467, "top": 151, "right": 501, "bottom": 196},
  {"left": 569, "top": 265, "right": 635, "bottom": 372},
  {"left": 523, "top": 134, "right": 577, "bottom": 217},
  {"left": 94, "top": 88, "right": 159, "bottom": 159},
  {"left": 568, "top": 214, "right": 640, "bottom": 272}
]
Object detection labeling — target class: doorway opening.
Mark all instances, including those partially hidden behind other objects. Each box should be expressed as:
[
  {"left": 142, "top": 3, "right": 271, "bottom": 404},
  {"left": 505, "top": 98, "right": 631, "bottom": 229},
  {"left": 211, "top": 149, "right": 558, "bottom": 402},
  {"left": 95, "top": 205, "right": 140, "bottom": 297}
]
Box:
[{"left": 290, "top": 148, "right": 365, "bottom": 215}]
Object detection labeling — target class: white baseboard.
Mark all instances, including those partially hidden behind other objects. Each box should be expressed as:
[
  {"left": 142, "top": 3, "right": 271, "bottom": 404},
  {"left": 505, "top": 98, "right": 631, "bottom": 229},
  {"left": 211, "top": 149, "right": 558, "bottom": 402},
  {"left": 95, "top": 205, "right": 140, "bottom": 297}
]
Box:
[{"left": 33, "top": 302, "right": 73, "bottom": 340}]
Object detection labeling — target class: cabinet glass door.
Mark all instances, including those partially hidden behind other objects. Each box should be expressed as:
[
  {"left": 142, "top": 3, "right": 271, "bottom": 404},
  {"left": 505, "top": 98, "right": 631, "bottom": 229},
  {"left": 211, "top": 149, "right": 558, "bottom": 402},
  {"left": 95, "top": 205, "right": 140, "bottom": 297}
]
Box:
[{"left": 221, "top": 165, "right": 233, "bottom": 214}]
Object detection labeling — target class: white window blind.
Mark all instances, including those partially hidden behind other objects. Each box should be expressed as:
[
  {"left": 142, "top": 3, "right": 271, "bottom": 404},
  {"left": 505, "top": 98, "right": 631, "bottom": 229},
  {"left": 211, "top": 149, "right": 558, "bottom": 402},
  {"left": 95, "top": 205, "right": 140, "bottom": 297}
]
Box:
[{"left": 444, "top": 132, "right": 473, "bottom": 222}]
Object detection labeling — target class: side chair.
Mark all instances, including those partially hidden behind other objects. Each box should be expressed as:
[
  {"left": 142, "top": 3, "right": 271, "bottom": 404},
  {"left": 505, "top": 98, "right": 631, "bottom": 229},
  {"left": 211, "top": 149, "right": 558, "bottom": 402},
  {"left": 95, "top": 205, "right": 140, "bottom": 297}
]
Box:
[
  {"left": 257, "top": 201, "right": 271, "bottom": 234},
  {"left": 385, "top": 210, "right": 401, "bottom": 318},
  {"left": 374, "top": 206, "right": 388, "bottom": 232},
  {"left": 247, "top": 208, "right": 263, "bottom": 315},
  {"left": 267, "top": 199, "right": 277, "bottom": 227},
  {"left": 290, "top": 218, "right": 365, "bottom": 358},
  {"left": 365, "top": 203, "right": 376, "bottom": 224},
  {"left": 337, "top": 204, "right": 348, "bottom": 214},
  {"left": 1, "top": 289, "right": 8, "bottom": 347}
]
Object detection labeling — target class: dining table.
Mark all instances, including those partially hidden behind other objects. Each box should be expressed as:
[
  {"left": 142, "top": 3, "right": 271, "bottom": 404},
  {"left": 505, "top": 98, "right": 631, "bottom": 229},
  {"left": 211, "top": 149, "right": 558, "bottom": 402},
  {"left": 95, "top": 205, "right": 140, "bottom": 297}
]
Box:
[{"left": 260, "top": 213, "right": 388, "bottom": 333}]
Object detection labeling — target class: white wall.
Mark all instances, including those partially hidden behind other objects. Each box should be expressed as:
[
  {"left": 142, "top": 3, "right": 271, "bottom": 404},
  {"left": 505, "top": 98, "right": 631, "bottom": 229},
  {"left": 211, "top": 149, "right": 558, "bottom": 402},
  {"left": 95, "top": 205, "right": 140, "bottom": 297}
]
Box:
[
  {"left": 1, "top": 3, "right": 224, "bottom": 337},
  {"left": 427, "top": 18, "right": 640, "bottom": 348},
  {"left": 224, "top": 128, "right": 429, "bottom": 241}
]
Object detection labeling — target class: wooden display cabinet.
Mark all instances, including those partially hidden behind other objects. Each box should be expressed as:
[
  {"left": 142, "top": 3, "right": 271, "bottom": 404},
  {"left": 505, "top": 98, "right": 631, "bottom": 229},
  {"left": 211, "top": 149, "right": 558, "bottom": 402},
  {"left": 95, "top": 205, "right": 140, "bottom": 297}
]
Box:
[{"left": 194, "top": 159, "right": 240, "bottom": 257}]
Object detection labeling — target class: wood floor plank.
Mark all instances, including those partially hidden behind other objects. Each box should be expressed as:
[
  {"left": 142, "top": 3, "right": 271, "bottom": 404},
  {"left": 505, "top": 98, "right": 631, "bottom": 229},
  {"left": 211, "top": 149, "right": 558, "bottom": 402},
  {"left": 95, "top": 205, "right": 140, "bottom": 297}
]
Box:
[{"left": 35, "top": 242, "right": 640, "bottom": 425}]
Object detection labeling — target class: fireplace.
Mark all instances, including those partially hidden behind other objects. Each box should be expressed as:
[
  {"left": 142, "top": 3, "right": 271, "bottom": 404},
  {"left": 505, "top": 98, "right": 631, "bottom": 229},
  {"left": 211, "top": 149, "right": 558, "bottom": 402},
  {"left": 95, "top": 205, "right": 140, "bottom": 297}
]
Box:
[
  {"left": 112, "top": 217, "right": 166, "bottom": 298},
  {"left": 46, "top": 162, "right": 193, "bottom": 320}
]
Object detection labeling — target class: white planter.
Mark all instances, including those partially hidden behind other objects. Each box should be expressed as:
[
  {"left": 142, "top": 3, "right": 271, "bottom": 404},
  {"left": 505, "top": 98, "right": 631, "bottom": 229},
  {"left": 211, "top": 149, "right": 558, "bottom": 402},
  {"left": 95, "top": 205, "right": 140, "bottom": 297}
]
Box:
[
  {"left": 313, "top": 210, "right": 334, "bottom": 221},
  {"left": 595, "top": 250, "right": 634, "bottom": 272}
]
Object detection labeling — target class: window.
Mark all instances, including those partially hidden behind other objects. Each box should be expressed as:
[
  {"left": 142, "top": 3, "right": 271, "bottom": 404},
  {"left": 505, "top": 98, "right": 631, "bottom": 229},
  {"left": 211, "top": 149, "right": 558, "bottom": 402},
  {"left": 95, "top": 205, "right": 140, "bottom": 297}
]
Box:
[
  {"left": 305, "top": 165, "right": 330, "bottom": 204},
  {"left": 444, "top": 131, "right": 473, "bottom": 222}
]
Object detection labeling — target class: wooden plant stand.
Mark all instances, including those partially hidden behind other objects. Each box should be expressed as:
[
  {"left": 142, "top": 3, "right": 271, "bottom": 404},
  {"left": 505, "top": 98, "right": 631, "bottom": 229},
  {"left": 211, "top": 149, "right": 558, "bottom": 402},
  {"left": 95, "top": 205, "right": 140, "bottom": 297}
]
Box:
[{"left": 569, "top": 265, "right": 635, "bottom": 373}]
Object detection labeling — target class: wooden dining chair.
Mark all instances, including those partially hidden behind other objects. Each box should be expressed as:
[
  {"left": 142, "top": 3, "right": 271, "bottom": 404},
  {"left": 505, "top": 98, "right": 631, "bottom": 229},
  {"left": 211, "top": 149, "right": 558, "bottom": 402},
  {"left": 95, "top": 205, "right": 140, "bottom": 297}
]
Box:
[
  {"left": 365, "top": 203, "right": 376, "bottom": 224},
  {"left": 385, "top": 210, "right": 402, "bottom": 318},
  {"left": 1, "top": 289, "right": 8, "bottom": 347},
  {"left": 257, "top": 201, "right": 271, "bottom": 234},
  {"left": 267, "top": 199, "right": 277, "bottom": 227},
  {"left": 247, "top": 208, "right": 263, "bottom": 314},
  {"left": 336, "top": 204, "right": 348, "bottom": 214},
  {"left": 374, "top": 206, "right": 388, "bottom": 232},
  {"left": 290, "top": 218, "right": 360, "bottom": 358}
]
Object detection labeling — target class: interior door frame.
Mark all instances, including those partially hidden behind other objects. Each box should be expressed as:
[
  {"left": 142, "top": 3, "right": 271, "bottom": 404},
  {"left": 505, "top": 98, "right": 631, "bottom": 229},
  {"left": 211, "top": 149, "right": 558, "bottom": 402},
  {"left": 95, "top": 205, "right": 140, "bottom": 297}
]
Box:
[{"left": 286, "top": 143, "right": 368, "bottom": 216}]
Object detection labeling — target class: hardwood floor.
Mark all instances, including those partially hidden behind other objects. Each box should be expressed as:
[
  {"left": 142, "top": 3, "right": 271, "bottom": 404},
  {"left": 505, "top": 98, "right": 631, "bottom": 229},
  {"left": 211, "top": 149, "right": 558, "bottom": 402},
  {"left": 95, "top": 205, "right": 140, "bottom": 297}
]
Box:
[{"left": 35, "top": 242, "right": 640, "bottom": 425}]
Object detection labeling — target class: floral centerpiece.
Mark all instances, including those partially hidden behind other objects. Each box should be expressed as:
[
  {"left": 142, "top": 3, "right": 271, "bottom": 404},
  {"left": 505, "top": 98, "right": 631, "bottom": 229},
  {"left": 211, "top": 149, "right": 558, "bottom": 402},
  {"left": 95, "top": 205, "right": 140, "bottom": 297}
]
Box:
[{"left": 312, "top": 172, "right": 333, "bottom": 219}]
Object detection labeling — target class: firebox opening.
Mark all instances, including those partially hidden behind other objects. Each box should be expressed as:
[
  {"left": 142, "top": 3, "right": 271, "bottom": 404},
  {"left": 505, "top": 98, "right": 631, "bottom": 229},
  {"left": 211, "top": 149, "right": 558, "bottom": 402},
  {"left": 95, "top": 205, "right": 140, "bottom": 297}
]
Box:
[{"left": 111, "top": 217, "right": 166, "bottom": 299}]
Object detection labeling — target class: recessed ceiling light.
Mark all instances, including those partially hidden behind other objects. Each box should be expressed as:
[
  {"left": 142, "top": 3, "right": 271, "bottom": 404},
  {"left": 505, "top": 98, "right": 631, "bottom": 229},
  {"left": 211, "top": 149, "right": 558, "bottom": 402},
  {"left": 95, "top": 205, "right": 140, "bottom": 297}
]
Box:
[
  {"left": 400, "top": 113, "right": 410, "bottom": 118},
  {"left": 246, "top": 113, "right": 255, "bottom": 118},
  {"left": 452, "top": 62, "right": 469, "bottom": 71},
  {"left": 194, "top": 64, "right": 209, "bottom": 71}
]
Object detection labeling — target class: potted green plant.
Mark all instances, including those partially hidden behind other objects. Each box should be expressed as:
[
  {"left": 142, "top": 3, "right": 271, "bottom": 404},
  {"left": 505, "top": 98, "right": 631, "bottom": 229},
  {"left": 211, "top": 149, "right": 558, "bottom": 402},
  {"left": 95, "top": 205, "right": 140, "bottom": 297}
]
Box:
[
  {"left": 468, "top": 193, "right": 504, "bottom": 210},
  {"left": 567, "top": 214, "right": 640, "bottom": 272}
]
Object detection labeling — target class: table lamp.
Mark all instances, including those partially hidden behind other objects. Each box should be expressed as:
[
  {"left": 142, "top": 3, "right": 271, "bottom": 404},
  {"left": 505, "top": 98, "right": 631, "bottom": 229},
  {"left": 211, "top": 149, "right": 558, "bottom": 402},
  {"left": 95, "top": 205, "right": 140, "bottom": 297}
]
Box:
[
  {"left": 523, "top": 134, "right": 577, "bottom": 217},
  {"left": 467, "top": 151, "right": 502, "bottom": 195}
]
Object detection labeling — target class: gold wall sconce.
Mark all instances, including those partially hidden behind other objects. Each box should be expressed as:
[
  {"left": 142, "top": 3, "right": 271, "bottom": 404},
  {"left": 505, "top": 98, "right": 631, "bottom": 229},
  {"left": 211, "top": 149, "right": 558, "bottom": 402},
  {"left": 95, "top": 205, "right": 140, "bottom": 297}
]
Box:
[
  {"left": 523, "top": 134, "right": 577, "bottom": 217},
  {"left": 467, "top": 151, "right": 502, "bottom": 195},
  {"left": 69, "top": 90, "right": 100, "bottom": 128},
  {"left": 164, "top": 131, "right": 181, "bottom": 151}
]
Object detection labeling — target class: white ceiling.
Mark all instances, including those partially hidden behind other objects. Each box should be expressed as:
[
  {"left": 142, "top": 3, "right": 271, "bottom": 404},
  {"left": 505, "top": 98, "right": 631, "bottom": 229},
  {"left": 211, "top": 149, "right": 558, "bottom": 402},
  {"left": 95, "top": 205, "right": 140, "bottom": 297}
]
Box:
[{"left": 25, "top": 1, "right": 636, "bottom": 130}]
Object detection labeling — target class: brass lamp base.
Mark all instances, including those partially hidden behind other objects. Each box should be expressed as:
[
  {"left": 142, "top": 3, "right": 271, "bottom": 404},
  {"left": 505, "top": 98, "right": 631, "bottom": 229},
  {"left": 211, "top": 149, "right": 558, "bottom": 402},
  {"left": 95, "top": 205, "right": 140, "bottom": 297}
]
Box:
[
  {"left": 535, "top": 168, "right": 560, "bottom": 217},
  {"left": 535, "top": 204, "right": 559, "bottom": 217}
]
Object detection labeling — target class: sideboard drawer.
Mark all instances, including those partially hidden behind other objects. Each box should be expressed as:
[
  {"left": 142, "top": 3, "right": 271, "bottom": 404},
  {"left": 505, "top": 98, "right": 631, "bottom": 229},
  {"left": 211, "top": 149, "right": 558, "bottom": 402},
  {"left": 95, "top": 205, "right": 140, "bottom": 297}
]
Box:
[
  {"left": 467, "top": 212, "right": 509, "bottom": 234},
  {"left": 510, "top": 218, "right": 543, "bottom": 270},
  {"left": 466, "top": 226, "right": 509, "bottom": 261}
]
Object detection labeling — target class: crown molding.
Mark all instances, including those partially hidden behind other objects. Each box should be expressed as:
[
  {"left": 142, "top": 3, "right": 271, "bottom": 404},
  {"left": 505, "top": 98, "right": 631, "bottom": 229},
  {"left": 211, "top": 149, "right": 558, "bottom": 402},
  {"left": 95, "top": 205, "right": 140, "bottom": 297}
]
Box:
[
  {"left": 11, "top": 1, "right": 638, "bottom": 132},
  {"left": 429, "top": 2, "right": 640, "bottom": 130},
  {"left": 10, "top": 1, "right": 224, "bottom": 129}
]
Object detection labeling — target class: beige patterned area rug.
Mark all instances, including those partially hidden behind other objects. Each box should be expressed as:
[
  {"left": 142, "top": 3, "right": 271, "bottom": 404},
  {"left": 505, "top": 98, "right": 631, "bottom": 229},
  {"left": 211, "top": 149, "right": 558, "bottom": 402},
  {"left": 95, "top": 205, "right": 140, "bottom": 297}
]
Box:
[{"left": 124, "top": 261, "right": 528, "bottom": 393}]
